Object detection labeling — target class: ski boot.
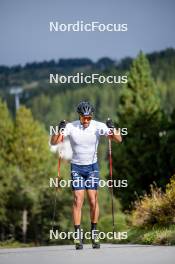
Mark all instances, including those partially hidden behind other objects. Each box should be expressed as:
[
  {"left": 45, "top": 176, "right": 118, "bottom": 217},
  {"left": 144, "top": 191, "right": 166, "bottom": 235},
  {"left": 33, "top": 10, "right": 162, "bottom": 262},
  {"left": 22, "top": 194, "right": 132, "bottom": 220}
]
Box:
[
  {"left": 74, "top": 227, "right": 83, "bottom": 250},
  {"left": 91, "top": 230, "right": 100, "bottom": 249},
  {"left": 74, "top": 238, "right": 83, "bottom": 250}
]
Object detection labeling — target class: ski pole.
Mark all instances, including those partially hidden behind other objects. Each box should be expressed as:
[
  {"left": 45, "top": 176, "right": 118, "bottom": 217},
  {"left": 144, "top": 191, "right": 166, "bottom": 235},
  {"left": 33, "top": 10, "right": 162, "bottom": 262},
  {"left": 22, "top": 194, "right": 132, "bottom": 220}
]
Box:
[
  {"left": 108, "top": 138, "right": 115, "bottom": 235},
  {"left": 51, "top": 135, "right": 64, "bottom": 230}
]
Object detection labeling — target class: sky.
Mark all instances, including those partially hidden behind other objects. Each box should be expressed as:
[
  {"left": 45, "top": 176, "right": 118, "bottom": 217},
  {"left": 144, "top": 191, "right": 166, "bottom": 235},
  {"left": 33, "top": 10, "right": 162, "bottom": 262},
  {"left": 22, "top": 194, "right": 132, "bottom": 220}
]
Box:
[{"left": 0, "top": 0, "right": 175, "bottom": 66}]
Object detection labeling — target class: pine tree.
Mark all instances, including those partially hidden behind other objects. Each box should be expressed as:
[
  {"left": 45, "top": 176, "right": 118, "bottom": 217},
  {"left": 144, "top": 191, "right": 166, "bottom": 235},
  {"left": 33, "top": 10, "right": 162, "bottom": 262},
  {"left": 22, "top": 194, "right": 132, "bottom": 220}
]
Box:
[
  {"left": 8, "top": 106, "right": 55, "bottom": 242},
  {"left": 12, "top": 106, "right": 51, "bottom": 182},
  {"left": 0, "top": 99, "right": 14, "bottom": 232},
  {"left": 0, "top": 98, "right": 13, "bottom": 161},
  {"left": 112, "top": 52, "right": 167, "bottom": 209},
  {"left": 118, "top": 51, "right": 161, "bottom": 124}
]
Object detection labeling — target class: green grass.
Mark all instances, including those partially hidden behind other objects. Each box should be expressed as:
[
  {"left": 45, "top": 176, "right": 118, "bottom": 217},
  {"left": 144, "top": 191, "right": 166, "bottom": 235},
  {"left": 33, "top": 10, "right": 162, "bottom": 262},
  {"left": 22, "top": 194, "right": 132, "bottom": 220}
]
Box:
[
  {"left": 1, "top": 225, "right": 175, "bottom": 247},
  {"left": 0, "top": 239, "right": 35, "bottom": 248},
  {"left": 113, "top": 225, "right": 175, "bottom": 245}
]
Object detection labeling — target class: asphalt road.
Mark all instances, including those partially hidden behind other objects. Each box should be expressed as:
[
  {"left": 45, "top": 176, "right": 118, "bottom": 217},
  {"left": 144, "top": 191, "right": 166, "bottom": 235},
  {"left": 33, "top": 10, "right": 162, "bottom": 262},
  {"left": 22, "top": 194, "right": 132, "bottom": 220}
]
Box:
[{"left": 0, "top": 244, "right": 174, "bottom": 264}]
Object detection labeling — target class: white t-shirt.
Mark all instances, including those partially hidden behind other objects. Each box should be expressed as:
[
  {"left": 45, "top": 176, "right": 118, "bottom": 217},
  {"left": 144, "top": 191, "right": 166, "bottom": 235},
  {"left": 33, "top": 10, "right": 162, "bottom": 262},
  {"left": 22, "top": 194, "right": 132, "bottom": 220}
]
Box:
[{"left": 63, "top": 120, "right": 110, "bottom": 165}]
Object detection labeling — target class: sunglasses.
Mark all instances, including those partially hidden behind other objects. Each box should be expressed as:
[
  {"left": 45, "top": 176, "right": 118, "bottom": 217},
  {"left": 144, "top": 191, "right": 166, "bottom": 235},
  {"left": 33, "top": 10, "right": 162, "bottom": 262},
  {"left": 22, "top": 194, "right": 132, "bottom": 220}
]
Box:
[{"left": 80, "top": 115, "right": 92, "bottom": 121}]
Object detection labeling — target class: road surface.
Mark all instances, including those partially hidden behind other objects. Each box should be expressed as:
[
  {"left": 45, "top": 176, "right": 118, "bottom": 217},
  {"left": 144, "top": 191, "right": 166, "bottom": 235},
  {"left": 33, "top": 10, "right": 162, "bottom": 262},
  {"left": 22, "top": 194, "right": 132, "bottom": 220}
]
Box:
[{"left": 0, "top": 244, "right": 174, "bottom": 264}]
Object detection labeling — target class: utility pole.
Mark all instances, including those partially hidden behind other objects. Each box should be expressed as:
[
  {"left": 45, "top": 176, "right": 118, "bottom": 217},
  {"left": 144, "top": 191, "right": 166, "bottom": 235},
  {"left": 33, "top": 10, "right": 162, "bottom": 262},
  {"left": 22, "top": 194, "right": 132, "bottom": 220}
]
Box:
[
  {"left": 9, "top": 86, "right": 23, "bottom": 111},
  {"left": 22, "top": 209, "right": 28, "bottom": 243}
]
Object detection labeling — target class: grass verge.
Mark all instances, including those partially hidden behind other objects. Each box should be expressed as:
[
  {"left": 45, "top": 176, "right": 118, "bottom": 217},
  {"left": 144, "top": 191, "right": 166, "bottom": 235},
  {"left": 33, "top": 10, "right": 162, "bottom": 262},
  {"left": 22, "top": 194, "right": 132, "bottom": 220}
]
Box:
[{"left": 113, "top": 225, "right": 175, "bottom": 245}]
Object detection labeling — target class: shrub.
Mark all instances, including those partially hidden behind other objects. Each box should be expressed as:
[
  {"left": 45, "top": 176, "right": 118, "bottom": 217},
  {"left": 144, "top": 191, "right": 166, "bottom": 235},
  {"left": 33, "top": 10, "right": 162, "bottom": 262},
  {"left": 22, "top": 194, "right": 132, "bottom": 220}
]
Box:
[{"left": 131, "top": 175, "right": 175, "bottom": 227}]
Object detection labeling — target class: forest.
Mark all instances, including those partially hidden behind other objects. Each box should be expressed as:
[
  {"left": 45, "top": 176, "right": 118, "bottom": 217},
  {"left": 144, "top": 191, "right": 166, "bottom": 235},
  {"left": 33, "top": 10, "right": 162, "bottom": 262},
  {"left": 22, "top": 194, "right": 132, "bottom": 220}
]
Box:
[{"left": 0, "top": 48, "right": 175, "bottom": 246}]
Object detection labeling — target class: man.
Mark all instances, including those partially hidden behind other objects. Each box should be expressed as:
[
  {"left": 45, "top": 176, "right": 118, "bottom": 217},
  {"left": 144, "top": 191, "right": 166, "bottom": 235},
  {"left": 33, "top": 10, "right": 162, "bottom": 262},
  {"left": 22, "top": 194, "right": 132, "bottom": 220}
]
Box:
[{"left": 51, "top": 101, "right": 122, "bottom": 249}]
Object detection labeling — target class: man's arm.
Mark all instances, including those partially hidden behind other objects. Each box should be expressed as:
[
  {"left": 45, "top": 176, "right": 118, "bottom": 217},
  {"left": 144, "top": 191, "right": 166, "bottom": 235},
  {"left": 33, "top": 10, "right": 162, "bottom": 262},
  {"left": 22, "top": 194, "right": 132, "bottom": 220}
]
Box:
[
  {"left": 106, "top": 118, "right": 122, "bottom": 143},
  {"left": 51, "top": 133, "right": 63, "bottom": 145},
  {"left": 108, "top": 128, "right": 122, "bottom": 143},
  {"left": 50, "top": 120, "right": 66, "bottom": 145}
]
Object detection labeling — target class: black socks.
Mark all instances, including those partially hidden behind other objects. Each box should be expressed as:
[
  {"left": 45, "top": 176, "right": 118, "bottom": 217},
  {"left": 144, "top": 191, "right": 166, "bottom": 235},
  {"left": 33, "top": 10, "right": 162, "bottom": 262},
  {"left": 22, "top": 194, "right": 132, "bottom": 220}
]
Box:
[
  {"left": 74, "top": 225, "right": 82, "bottom": 241},
  {"left": 75, "top": 223, "right": 97, "bottom": 231},
  {"left": 91, "top": 222, "right": 97, "bottom": 230},
  {"left": 74, "top": 225, "right": 80, "bottom": 232}
]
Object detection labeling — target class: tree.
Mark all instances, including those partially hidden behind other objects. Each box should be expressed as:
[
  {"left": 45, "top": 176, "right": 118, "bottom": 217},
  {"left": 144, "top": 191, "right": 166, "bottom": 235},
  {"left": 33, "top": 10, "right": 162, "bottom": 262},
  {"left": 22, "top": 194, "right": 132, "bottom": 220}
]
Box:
[
  {"left": 8, "top": 106, "right": 55, "bottom": 242},
  {"left": 118, "top": 51, "right": 160, "bottom": 124},
  {"left": 0, "top": 99, "right": 14, "bottom": 239},
  {"left": 112, "top": 52, "right": 167, "bottom": 209},
  {"left": 0, "top": 98, "right": 13, "bottom": 161}
]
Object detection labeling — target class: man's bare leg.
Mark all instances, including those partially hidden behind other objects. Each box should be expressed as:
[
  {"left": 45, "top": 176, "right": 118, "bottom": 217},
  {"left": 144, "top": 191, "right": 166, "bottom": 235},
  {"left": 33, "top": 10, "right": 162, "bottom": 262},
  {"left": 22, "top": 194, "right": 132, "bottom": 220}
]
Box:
[
  {"left": 72, "top": 190, "right": 85, "bottom": 225},
  {"left": 86, "top": 189, "right": 99, "bottom": 223},
  {"left": 72, "top": 190, "right": 84, "bottom": 250}
]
